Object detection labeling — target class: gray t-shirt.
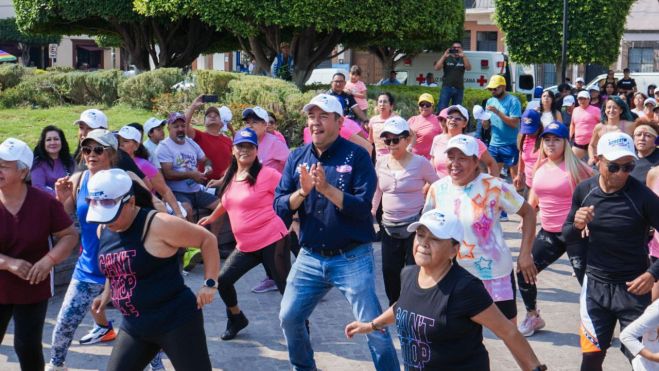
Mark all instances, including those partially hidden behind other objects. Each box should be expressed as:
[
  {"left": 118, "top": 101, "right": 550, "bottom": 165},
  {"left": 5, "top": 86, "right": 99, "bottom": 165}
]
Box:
[{"left": 156, "top": 137, "right": 206, "bottom": 193}]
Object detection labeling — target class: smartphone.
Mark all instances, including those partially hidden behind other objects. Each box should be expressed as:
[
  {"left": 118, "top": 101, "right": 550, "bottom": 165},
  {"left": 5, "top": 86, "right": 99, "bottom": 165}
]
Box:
[
  {"left": 202, "top": 95, "right": 218, "bottom": 103},
  {"left": 449, "top": 48, "right": 458, "bottom": 54}
]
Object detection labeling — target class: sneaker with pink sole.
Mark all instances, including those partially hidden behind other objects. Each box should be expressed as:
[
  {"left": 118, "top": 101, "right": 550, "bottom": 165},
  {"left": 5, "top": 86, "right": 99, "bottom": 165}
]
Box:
[{"left": 518, "top": 311, "right": 546, "bottom": 337}]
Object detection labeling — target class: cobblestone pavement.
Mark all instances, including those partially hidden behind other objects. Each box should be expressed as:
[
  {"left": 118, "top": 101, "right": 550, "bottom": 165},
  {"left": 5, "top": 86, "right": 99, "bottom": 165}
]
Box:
[{"left": 1, "top": 215, "right": 630, "bottom": 370}]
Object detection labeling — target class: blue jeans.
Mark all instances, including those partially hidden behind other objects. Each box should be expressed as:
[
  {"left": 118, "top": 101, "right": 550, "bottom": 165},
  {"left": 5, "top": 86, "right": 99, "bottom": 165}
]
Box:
[
  {"left": 438, "top": 85, "right": 464, "bottom": 111},
  {"left": 279, "top": 244, "right": 399, "bottom": 371}
]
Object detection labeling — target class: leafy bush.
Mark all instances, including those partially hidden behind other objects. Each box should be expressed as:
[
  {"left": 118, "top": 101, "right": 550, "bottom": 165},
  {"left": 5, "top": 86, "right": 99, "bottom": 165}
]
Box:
[
  {"left": 194, "top": 70, "right": 239, "bottom": 97},
  {"left": 0, "top": 70, "right": 123, "bottom": 108},
  {"left": 119, "top": 68, "right": 185, "bottom": 110},
  {"left": 0, "top": 64, "right": 28, "bottom": 91}
]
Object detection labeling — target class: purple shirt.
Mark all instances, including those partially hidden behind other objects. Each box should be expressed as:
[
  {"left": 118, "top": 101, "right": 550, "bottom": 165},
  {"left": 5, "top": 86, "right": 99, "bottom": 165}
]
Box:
[{"left": 31, "top": 158, "right": 72, "bottom": 196}]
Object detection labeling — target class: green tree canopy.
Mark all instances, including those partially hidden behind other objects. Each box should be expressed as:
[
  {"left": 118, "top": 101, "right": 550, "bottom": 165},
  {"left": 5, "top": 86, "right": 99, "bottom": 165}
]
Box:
[
  {"left": 13, "top": 0, "right": 237, "bottom": 71},
  {"left": 0, "top": 18, "right": 60, "bottom": 66},
  {"left": 495, "top": 0, "right": 634, "bottom": 67},
  {"left": 135, "top": 0, "right": 464, "bottom": 87}
]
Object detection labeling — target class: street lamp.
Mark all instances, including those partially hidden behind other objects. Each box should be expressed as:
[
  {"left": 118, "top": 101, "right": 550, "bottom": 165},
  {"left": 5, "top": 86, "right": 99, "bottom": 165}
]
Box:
[{"left": 560, "top": 0, "right": 568, "bottom": 83}]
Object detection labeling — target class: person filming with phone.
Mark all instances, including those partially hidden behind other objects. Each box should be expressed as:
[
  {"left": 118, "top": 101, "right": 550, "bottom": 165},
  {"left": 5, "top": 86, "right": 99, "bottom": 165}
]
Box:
[{"left": 434, "top": 41, "right": 471, "bottom": 111}]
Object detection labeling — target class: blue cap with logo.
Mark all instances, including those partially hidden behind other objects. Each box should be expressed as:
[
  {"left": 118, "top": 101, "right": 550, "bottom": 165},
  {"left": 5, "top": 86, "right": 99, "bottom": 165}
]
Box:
[
  {"left": 520, "top": 109, "right": 541, "bottom": 135},
  {"left": 540, "top": 121, "right": 569, "bottom": 139},
  {"left": 233, "top": 127, "right": 258, "bottom": 147}
]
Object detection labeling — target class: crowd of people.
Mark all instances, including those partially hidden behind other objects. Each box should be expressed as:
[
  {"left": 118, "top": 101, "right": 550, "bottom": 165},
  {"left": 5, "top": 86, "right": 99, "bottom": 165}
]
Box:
[{"left": 1, "top": 60, "right": 659, "bottom": 371}]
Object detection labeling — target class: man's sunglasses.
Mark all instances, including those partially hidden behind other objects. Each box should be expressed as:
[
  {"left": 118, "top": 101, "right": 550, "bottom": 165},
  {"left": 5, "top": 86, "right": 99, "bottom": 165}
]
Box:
[
  {"left": 383, "top": 136, "right": 407, "bottom": 146},
  {"left": 86, "top": 193, "right": 132, "bottom": 208},
  {"left": 606, "top": 161, "right": 635, "bottom": 173},
  {"left": 81, "top": 146, "right": 107, "bottom": 156},
  {"left": 419, "top": 102, "right": 432, "bottom": 108}
]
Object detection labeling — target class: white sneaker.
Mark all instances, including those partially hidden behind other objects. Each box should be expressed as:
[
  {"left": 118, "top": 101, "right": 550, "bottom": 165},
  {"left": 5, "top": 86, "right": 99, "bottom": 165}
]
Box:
[
  {"left": 46, "top": 363, "right": 68, "bottom": 371},
  {"left": 518, "top": 311, "right": 546, "bottom": 337}
]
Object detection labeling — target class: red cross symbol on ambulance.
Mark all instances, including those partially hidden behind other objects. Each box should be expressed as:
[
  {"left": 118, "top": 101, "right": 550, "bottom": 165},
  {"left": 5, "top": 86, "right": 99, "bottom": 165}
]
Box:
[
  {"left": 416, "top": 74, "right": 426, "bottom": 85},
  {"left": 477, "top": 75, "right": 487, "bottom": 87}
]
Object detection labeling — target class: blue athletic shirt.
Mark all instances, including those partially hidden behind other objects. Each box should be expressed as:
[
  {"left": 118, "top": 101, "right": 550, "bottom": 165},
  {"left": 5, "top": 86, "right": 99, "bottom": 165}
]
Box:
[
  {"left": 486, "top": 94, "right": 522, "bottom": 147},
  {"left": 73, "top": 171, "right": 105, "bottom": 284}
]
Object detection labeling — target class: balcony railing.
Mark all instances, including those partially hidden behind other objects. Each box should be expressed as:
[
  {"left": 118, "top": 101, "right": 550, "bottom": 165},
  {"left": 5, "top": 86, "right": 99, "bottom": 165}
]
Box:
[{"left": 464, "top": 0, "right": 495, "bottom": 9}]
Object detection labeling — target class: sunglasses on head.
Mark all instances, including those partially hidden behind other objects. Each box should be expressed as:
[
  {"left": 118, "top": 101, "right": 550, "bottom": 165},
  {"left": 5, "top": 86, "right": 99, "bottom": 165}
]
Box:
[
  {"left": 606, "top": 161, "right": 635, "bottom": 173},
  {"left": 383, "top": 136, "right": 406, "bottom": 146},
  {"left": 81, "top": 145, "right": 107, "bottom": 155},
  {"left": 419, "top": 102, "right": 432, "bottom": 108},
  {"left": 86, "top": 193, "right": 132, "bottom": 208}
]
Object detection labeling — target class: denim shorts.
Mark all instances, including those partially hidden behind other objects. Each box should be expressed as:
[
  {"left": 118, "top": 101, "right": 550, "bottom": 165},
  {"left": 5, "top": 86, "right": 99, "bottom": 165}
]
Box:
[
  {"left": 488, "top": 144, "right": 519, "bottom": 166},
  {"left": 173, "top": 190, "right": 217, "bottom": 210}
]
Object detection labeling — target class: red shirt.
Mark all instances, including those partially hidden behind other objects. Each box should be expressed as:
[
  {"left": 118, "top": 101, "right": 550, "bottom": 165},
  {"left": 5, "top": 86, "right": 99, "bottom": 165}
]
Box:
[
  {"left": 0, "top": 187, "right": 73, "bottom": 304},
  {"left": 193, "top": 129, "right": 233, "bottom": 180}
]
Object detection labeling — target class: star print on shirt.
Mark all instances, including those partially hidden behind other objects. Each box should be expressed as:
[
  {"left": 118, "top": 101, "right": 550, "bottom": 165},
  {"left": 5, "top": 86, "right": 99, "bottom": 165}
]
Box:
[
  {"left": 474, "top": 256, "right": 493, "bottom": 272},
  {"left": 459, "top": 242, "right": 475, "bottom": 259}
]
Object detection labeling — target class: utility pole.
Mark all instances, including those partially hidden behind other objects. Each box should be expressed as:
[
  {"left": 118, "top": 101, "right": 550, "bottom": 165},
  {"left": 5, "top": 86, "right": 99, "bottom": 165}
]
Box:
[{"left": 560, "top": 0, "right": 568, "bottom": 83}]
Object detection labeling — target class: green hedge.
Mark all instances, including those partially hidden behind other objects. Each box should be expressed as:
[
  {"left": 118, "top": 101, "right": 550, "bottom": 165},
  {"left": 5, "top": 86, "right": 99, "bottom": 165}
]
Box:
[
  {"left": 0, "top": 64, "right": 29, "bottom": 91},
  {"left": 118, "top": 68, "right": 185, "bottom": 110},
  {"left": 0, "top": 69, "right": 123, "bottom": 108}
]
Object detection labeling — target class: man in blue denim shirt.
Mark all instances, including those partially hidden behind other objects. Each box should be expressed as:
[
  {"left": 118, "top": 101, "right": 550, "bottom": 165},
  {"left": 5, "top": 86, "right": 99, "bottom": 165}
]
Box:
[{"left": 275, "top": 94, "right": 399, "bottom": 371}]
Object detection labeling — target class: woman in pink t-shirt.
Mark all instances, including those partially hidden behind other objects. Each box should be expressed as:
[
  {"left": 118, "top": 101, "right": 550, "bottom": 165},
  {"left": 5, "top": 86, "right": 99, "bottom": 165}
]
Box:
[
  {"left": 429, "top": 105, "right": 497, "bottom": 178},
  {"left": 345, "top": 65, "right": 368, "bottom": 112},
  {"left": 368, "top": 92, "right": 398, "bottom": 158},
  {"left": 570, "top": 92, "right": 601, "bottom": 159},
  {"left": 647, "top": 167, "right": 659, "bottom": 301},
  {"left": 199, "top": 128, "right": 289, "bottom": 341},
  {"left": 408, "top": 93, "right": 442, "bottom": 159},
  {"left": 516, "top": 122, "right": 592, "bottom": 337},
  {"left": 303, "top": 117, "right": 372, "bottom": 154},
  {"left": 513, "top": 109, "right": 542, "bottom": 192}
]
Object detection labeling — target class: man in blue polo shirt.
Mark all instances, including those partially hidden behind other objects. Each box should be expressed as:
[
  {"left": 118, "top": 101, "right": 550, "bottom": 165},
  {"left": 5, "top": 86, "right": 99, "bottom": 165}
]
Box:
[{"left": 275, "top": 94, "right": 399, "bottom": 371}]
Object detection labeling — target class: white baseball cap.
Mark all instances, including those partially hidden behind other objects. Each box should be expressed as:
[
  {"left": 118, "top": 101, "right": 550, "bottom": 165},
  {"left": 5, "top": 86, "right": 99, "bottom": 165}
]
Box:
[
  {"left": 644, "top": 98, "right": 657, "bottom": 107},
  {"left": 445, "top": 134, "right": 479, "bottom": 157},
  {"left": 407, "top": 209, "right": 464, "bottom": 242},
  {"left": 219, "top": 106, "right": 233, "bottom": 124},
  {"left": 597, "top": 132, "right": 638, "bottom": 161},
  {"left": 576, "top": 77, "right": 585, "bottom": 83},
  {"left": 447, "top": 105, "right": 469, "bottom": 121},
  {"left": 86, "top": 169, "right": 133, "bottom": 224},
  {"left": 302, "top": 94, "right": 344, "bottom": 117},
  {"left": 577, "top": 91, "right": 590, "bottom": 100},
  {"left": 562, "top": 95, "right": 575, "bottom": 107},
  {"left": 0, "top": 138, "right": 33, "bottom": 168},
  {"left": 143, "top": 117, "right": 166, "bottom": 134},
  {"left": 118, "top": 125, "right": 142, "bottom": 143},
  {"left": 242, "top": 106, "right": 269, "bottom": 122},
  {"left": 81, "top": 129, "right": 118, "bottom": 150},
  {"left": 74, "top": 109, "right": 108, "bottom": 129},
  {"left": 380, "top": 116, "right": 410, "bottom": 137},
  {"left": 472, "top": 105, "right": 491, "bottom": 121}
]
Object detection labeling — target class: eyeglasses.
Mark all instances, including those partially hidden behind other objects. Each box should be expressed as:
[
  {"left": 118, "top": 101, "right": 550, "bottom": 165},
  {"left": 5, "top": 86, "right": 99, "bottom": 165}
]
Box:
[
  {"left": 86, "top": 193, "right": 131, "bottom": 208},
  {"left": 606, "top": 161, "right": 635, "bottom": 173},
  {"left": 447, "top": 116, "right": 465, "bottom": 121},
  {"left": 383, "top": 136, "right": 406, "bottom": 146},
  {"left": 419, "top": 102, "right": 432, "bottom": 108},
  {"left": 81, "top": 146, "right": 107, "bottom": 155},
  {"left": 634, "top": 132, "right": 656, "bottom": 139},
  {"left": 488, "top": 88, "right": 497, "bottom": 92},
  {"left": 331, "top": 80, "right": 346, "bottom": 84}
]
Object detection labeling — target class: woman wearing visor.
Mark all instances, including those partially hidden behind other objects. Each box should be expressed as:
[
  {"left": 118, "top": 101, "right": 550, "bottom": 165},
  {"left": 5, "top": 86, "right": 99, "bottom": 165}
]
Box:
[{"left": 86, "top": 168, "right": 220, "bottom": 370}]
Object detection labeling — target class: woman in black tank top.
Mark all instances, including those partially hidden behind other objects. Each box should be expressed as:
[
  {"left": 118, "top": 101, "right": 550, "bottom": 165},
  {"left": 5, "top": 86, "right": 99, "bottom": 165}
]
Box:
[{"left": 85, "top": 169, "right": 220, "bottom": 371}]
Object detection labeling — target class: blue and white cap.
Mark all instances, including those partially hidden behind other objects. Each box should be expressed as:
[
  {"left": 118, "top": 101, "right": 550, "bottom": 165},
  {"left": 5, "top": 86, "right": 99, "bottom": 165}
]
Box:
[
  {"left": 597, "top": 132, "right": 638, "bottom": 161},
  {"left": 407, "top": 210, "right": 464, "bottom": 242},
  {"left": 233, "top": 127, "right": 258, "bottom": 147}
]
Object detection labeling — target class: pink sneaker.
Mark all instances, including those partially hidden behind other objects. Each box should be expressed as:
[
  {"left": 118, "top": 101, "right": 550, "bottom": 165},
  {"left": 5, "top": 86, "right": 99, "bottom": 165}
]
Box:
[
  {"left": 251, "top": 278, "right": 278, "bottom": 293},
  {"left": 518, "top": 311, "right": 546, "bottom": 337}
]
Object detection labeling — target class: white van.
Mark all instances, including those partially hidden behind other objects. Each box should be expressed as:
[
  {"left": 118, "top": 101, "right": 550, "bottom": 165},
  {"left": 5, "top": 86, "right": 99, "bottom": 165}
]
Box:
[
  {"left": 394, "top": 51, "right": 535, "bottom": 98},
  {"left": 305, "top": 68, "right": 349, "bottom": 85},
  {"left": 585, "top": 72, "right": 659, "bottom": 95}
]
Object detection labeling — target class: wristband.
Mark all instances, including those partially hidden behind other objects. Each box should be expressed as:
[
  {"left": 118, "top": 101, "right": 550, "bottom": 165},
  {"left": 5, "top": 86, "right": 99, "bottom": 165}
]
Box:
[
  {"left": 45, "top": 253, "right": 57, "bottom": 265},
  {"left": 370, "top": 321, "right": 383, "bottom": 331}
]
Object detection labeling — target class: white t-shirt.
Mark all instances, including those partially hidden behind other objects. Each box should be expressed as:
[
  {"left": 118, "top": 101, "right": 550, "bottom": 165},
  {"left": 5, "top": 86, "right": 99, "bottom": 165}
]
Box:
[
  {"left": 620, "top": 300, "right": 659, "bottom": 371},
  {"left": 423, "top": 173, "right": 525, "bottom": 280},
  {"left": 156, "top": 137, "right": 206, "bottom": 193}
]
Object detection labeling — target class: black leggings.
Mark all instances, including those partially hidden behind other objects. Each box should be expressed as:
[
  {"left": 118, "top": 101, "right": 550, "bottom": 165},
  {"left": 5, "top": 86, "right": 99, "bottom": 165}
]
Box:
[
  {"left": 381, "top": 230, "right": 415, "bottom": 306},
  {"left": 106, "top": 310, "right": 211, "bottom": 371},
  {"left": 0, "top": 300, "right": 48, "bottom": 371},
  {"left": 219, "top": 237, "right": 290, "bottom": 307},
  {"left": 517, "top": 228, "right": 586, "bottom": 312}
]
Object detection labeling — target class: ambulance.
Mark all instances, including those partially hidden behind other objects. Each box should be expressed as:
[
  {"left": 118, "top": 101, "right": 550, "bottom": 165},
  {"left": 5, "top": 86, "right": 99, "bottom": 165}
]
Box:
[{"left": 395, "top": 51, "right": 535, "bottom": 100}]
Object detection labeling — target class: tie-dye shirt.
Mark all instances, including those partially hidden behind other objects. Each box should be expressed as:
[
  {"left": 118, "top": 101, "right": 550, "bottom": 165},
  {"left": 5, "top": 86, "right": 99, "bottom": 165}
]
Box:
[{"left": 423, "top": 173, "right": 524, "bottom": 281}]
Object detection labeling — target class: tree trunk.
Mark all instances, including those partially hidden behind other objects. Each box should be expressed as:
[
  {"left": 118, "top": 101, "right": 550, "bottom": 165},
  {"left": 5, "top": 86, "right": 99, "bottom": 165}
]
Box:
[{"left": 290, "top": 28, "right": 342, "bottom": 89}]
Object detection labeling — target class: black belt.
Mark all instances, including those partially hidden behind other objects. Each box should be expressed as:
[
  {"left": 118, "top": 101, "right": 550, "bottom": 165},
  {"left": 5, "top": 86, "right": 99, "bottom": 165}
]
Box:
[{"left": 304, "top": 241, "right": 361, "bottom": 257}]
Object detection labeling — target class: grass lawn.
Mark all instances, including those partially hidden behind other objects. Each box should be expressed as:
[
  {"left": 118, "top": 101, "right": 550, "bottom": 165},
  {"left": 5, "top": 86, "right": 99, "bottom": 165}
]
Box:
[{"left": 0, "top": 104, "right": 154, "bottom": 147}]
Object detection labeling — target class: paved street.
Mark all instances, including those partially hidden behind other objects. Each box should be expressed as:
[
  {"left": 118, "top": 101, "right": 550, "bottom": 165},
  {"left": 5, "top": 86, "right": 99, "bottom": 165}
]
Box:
[{"left": 1, "top": 214, "right": 630, "bottom": 370}]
